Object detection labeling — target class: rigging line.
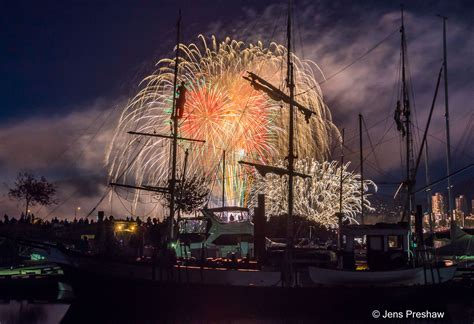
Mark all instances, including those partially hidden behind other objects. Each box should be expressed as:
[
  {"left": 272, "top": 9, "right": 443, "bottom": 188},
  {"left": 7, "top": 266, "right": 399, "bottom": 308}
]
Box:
[
  {"left": 53, "top": 107, "right": 110, "bottom": 165},
  {"left": 344, "top": 129, "right": 399, "bottom": 159},
  {"left": 411, "top": 123, "right": 474, "bottom": 160},
  {"left": 357, "top": 49, "right": 401, "bottom": 164},
  {"left": 69, "top": 107, "right": 117, "bottom": 166},
  {"left": 142, "top": 202, "right": 159, "bottom": 218},
  {"left": 454, "top": 113, "right": 473, "bottom": 157},
  {"left": 294, "top": 1, "right": 305, "bottom": 61},
  {"left": 406, "top": 58, "right": 421, "bottom": 156},
  {"left": 343, "top": 142, "right": 399, "bottom": 181},
  {"left": 295, "top": 29, "right": 399, "bottom": 97},
  {"left": 115, "top": 189, "right": 136, "bottom": 216},
  {"left": 353, "top": 156, "right": 398, "bottom": 182},
  {"left": 343, "top": 114, "right": 393, "bottom": 147},
  {"left": 458, "top": 126, "right": 473, "bottom": 158},
  {"left": 399, "top": 134, "right": 404, "bottom": 180},
  {"left": 44, "top": 108, "right": 123, "bottom": 219},
  {"left": 362, "top": 116, "right": 381, "bottom": 170},
  {"left": 85, "top": 138, "right": 151, "bottom": 217}
]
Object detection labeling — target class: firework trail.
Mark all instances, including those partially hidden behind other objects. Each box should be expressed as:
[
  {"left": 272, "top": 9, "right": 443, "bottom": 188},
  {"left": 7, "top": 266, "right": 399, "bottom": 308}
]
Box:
[
  {"left": 107, "top": 35, "right": 338, "bottom": 214},
  {"left": 252, "top": 159, "right": 377, "bottom": 227}
]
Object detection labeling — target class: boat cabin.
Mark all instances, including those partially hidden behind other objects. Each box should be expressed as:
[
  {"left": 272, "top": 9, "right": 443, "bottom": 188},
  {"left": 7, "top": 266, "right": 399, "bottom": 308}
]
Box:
[
  {"left": 176, "top": 206, "right": 254, "bottom": 259},
  {"left": 206, "top": 206, "right": 251, "bottom": 223},
  {"left": 341, "top": 223, "right": 410, "bottom": 270}
]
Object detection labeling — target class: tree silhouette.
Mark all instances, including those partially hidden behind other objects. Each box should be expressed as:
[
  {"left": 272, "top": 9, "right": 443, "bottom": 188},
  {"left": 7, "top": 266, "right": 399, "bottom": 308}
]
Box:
[
  {"left": 9, "top": 172, "right": 57, "bottom": 216},
  {"left": 160, "top": 175, "right": 209, "bottom": 214}
]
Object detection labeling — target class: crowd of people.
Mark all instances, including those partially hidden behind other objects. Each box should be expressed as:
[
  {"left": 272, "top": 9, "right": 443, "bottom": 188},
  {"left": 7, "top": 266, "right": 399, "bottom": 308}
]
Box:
[{"left": 0, "top": 211, "right": 170, "bottom": 259}]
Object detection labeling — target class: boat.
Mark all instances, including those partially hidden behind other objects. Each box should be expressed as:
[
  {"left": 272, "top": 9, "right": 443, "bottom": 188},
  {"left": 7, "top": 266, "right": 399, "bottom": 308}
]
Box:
[
  {"left": 0, "top": 236, "right": 74, "bottom": 301},
  {"left": 17, "top": 5, "right": 457, "bottom": 291},
  {"left": 307, "top": 7, "right": 460, "bottom": 288},
  {"left": 308, "top": 223, "right": 457, "bottom": 287},
  {"left": 176, "top": 206, "right": 255, "bottom": 259},
  {"left": 83, "top": 0, "right": 310, "bottom": 288},
  {"left": 309, "top": 266, "right": 457, "bottom": 287}
]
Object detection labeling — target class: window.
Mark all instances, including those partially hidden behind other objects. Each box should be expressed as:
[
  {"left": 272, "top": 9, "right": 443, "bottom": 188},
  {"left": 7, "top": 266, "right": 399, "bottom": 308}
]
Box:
[
  {"left": 388, "top": 235, "right": 402, "bottom": 249},
  {"left": 368, "top": 236, "right": 383, "bottom": 251}
]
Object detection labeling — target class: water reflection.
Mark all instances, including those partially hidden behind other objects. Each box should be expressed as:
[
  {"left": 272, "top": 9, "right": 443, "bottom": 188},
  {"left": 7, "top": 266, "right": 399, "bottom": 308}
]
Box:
[{"left": 0, "top": 300, "right": 70, "bottom": 324}]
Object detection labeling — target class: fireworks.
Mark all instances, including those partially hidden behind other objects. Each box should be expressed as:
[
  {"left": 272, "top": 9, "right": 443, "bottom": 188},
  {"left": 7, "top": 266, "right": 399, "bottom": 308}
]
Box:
[
  {"left": 107, "top": 35, "right": 338, "bottom": 213},
  {"left": 252, "top": 159, "right": 377, "bottom": 228}
]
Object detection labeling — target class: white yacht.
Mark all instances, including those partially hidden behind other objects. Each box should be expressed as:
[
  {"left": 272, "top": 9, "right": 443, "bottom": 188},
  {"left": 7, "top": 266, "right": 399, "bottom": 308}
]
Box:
[{"left": 176, "top": 206, "right": 255, "bottom": 259}]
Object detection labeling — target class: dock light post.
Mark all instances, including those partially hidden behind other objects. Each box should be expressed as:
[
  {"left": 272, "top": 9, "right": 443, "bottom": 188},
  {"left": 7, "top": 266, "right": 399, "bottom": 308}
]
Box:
[{"left": 75, "top": 206, "right": 81, "bottom": 218}]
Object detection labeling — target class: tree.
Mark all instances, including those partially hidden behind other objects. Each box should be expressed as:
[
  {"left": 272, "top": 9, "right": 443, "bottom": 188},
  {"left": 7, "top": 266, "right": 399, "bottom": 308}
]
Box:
[
  {"left": 159, "top": 175, "right": 209, "bottom": 214},
  {"left": 8, "top": 172, "right": 58, "bottom": 216}
]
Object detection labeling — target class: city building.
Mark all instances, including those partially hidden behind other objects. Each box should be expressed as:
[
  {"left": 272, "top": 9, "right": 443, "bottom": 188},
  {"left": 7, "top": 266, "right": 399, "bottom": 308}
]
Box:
[
  {"left": 455, "top": 195, "right": 467, "bottom": 215},
  {"left": 432, "top": 193, "right": 445, "bottom": 222}
]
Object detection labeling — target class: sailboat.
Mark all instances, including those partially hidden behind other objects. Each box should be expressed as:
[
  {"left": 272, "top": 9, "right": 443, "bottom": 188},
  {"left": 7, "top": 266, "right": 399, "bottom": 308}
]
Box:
[
  {"left": 17, "top": 5, "right": 459, "bottom": 290},
  {"left": 31, "top": 2, "right": 309, "bottom": 288},
  {"left": 308, "top": 7, "right": 457, "bottom": 287}
]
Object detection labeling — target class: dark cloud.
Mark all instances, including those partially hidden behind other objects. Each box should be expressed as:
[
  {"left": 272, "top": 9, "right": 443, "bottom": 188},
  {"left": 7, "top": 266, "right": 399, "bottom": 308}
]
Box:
[{"left": 0, "top": 99, "right": 123, "bottom": 218}]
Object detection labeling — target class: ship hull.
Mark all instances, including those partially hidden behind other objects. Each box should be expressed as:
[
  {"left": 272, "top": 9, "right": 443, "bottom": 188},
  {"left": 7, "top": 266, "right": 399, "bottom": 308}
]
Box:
[{"left": 308, "top": 265, "right": 457, "bottom": 287}]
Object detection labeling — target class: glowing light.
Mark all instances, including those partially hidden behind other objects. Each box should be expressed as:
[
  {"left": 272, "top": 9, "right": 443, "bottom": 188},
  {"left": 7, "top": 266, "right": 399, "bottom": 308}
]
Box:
[
  {"left": 444, "top": 260, "right": 454, "bottom": 267},
  {"left": 252, "top": 159, "right": 377, "bottom": 228},
  {"left": 107, "top": 35, "right": 338, "bottom": 213}
]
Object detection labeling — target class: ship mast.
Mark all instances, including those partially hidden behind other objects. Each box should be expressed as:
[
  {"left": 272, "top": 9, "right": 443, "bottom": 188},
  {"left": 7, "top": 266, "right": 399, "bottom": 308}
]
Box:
[
  {"left": 338, "top": 128, "right": 345, "bottom": 250},
  {"left": 240, "top": 0, "right": 314, "bottom": 287},
  {"left": 359, "top": 114, "right": 364, "bottom": 224},
  {"left": 399, "top": 6, "right": 415, "bottom": 221},
  {"left": 169, "top": 11, "right": 181, "bottom": 240},
  {"left": 111, "top": 11, "right": 205, "bottom": 243},
  {"left": 222, "top": 150, "right": 225, "bottom": 208},
  {"left": 286, "top": 0, "right": 296, "bottom": 283},
  {"left": 439, "top": 15, "right": 453, "bottom": 223}
]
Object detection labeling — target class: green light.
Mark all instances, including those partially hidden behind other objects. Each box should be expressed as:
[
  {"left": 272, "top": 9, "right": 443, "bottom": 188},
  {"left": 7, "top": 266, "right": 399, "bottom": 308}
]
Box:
[{"left": 30, "top": 253, "right": 45, "bottom": 261}]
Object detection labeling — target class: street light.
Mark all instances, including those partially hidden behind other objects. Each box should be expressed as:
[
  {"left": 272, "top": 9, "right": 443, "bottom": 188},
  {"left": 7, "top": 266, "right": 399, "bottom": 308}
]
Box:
[{"left": 75, "top": 206, "right": 81, "bottom": 218}]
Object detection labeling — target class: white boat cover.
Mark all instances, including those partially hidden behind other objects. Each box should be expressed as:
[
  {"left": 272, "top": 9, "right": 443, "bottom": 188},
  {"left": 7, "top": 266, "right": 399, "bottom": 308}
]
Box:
[{"left": 436, "top": 225, "right": 474, "bottom": 257}]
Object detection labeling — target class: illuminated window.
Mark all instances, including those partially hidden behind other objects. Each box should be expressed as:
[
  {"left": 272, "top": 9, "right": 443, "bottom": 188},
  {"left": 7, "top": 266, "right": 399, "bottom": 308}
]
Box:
[{"left": 388, "top": 235, "right": 402, "bottom": 249}]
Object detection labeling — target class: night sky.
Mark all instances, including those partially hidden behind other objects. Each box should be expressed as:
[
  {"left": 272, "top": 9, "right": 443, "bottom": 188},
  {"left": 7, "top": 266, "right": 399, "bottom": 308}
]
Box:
[{"left": 1, "top": 0, "right": 472, "bottom": 219}]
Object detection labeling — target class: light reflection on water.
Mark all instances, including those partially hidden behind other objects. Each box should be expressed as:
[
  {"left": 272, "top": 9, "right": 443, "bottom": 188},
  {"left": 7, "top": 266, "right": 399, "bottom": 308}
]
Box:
[{"left": 0, "top": 301, "right": 70, "bottom": 324}]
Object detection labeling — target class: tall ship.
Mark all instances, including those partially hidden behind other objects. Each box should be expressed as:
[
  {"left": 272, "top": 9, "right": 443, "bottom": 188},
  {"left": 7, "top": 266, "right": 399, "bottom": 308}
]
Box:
[{"left": 5, "top": 3, "right": 468, "bottom": 292}]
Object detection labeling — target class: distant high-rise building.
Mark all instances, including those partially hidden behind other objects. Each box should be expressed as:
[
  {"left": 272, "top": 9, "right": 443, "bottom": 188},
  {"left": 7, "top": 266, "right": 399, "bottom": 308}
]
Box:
[
  {"left": 432, "top": 193, "right": 445, "bottom": 221},
  {"left": 454, "top": 195, "right": 467, "bottom": 226},
  {"left": 455, "top": 195, "right": 467, "bottom": 214}
]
